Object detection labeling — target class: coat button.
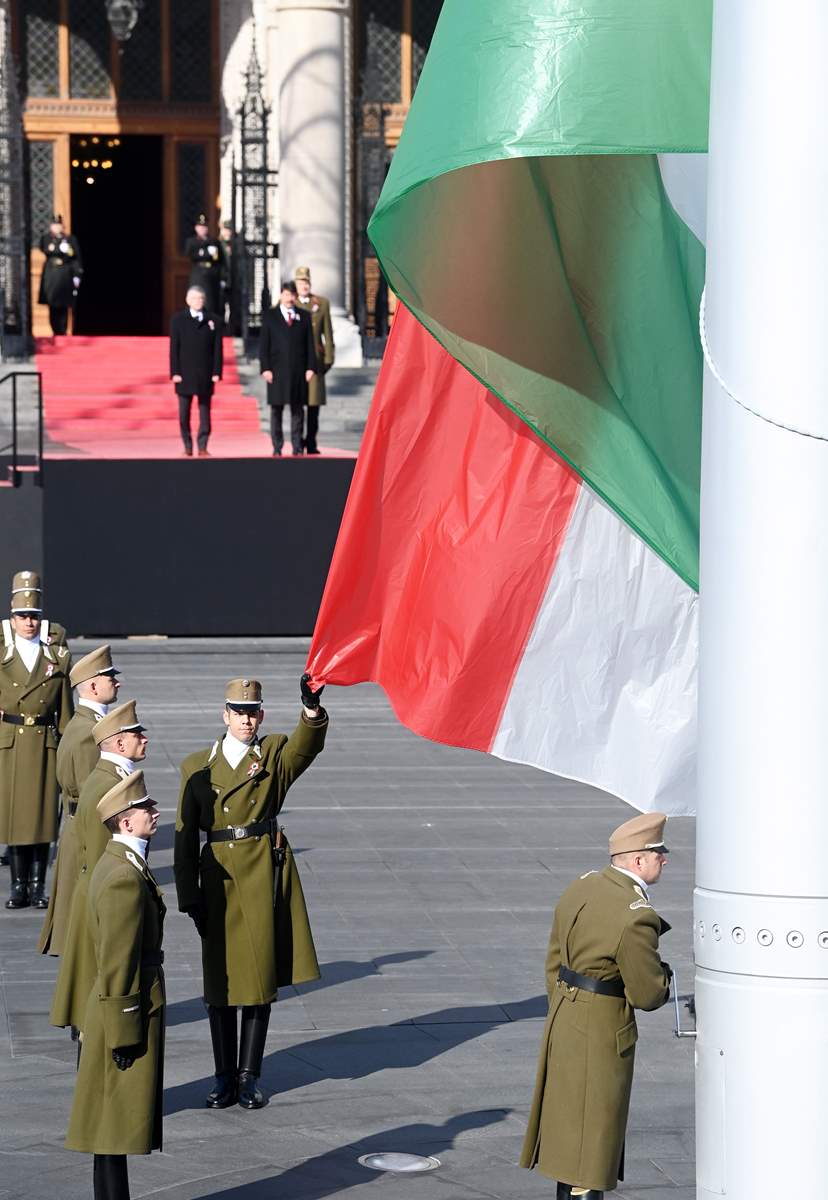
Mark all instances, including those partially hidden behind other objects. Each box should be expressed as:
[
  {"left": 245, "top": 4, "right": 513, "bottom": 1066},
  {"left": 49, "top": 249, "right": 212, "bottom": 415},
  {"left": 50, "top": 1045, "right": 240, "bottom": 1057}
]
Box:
[{"left": 223, "top": 805, "right": 229, "bottom": 813}]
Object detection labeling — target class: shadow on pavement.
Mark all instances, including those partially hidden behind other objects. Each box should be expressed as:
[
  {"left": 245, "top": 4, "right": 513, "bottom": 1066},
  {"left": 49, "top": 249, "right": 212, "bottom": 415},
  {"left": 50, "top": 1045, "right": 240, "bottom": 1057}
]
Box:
[
  {"left": 164, "top": 994, "right": 544, "bottom": 1115},
  {"left": 163, "top": 951, "right": 435, "bottom": 1028},
  {"left": 201, "top": 1108, "right": 512, "bottom": 1198}
]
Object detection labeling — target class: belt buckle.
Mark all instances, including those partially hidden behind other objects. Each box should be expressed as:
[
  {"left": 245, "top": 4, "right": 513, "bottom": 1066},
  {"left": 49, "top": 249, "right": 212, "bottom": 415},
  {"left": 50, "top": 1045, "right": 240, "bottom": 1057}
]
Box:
[
  {"left": 24, "top": 716, "right": 35, "bottom": 726},
  {"left": 232, "top": 825, "right": 247, "bottom": 839}
]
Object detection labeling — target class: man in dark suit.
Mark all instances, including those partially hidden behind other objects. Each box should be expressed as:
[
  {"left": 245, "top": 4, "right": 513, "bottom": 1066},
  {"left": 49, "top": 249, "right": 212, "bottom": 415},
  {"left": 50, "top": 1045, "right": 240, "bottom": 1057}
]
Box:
[
  {"left": 170, "top": 286, "right": 223, "bottom": 457},
  {"left": 259, "top": 280, "right": 317, "bottom": 456}
]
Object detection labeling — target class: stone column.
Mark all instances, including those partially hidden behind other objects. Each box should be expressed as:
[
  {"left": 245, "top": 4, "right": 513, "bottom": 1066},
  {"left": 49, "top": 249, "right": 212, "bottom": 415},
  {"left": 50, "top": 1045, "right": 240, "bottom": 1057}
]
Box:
[{"left": 274, "top": 0, "right": 362, "bottom": 363}]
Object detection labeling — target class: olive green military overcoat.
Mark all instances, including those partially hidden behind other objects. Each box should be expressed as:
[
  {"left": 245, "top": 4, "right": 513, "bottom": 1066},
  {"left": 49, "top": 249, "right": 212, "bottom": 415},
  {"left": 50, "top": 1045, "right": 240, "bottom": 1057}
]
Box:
[
  {"left": 50, "top": 758, "right": 128, "bottom": 1029},
  {"left": 0, "top": 640, "right": 73, "bottom": 844},
  {"left": 65, "top": 839, "right": 165, "bottom": 1156},
  {"left": 174, "top": 711, "right": 327, "bottom": 1006},
  {"left": 297, "top": 293, "right": 334, "bottom": 406},
  {"left": 38, "top": 704, "right": 101, "bottom": 954},
  {"left": 520, "top": 866, "right": 671, "bottom": 1193}
]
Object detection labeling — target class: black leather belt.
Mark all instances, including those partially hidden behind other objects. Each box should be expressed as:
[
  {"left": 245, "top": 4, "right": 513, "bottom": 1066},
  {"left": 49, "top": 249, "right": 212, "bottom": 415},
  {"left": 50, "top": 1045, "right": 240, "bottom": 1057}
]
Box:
[
  {"left": 142, "top": 950, "right": 164, "bottom": 966},
  {"left": 207, "top": 818, "right": 278, "bottom": 843},
  {"left": 559, "top": 965, "right": 626, "bottom": 998},
  {"left": 1, "top": 713, "right": 51, "bottom": 727}
]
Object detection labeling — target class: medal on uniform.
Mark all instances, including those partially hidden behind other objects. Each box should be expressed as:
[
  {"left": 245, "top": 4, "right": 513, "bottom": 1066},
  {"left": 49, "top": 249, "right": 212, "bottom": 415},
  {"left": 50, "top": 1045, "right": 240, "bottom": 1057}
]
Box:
[
  {"left": 45, "top": 663, "right": 55, "bottom": 677},
  {"left": 247, "top": 761, "right": 258, "bottom": 778}
]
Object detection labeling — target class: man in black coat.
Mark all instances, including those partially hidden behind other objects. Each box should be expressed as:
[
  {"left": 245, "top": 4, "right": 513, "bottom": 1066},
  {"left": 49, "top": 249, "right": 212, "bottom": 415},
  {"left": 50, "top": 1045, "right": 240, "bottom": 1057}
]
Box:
[
  {"left": 184, "top": 214, "right": 225, "bottom": 315},
  {"left": 38, "top": 215, "right": 82, "bottom": 335},
  {"left": 259, "top": 281, "right": 317, "bottom": 456},
  {"left": 170, "top": 286, "right": 223, "bottom": 457}
]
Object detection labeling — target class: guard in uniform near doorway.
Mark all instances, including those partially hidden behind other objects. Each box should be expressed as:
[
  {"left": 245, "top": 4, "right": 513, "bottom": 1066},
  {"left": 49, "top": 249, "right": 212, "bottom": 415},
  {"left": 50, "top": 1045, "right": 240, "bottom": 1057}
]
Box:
[
  {"left": 219, "top": 220, "right": 241, "bottom": 335},
  {"left": 519, "top": 812, "right": 673, "bottom": 1200},
  {"left": 64, "top": 771, "right": 164, "bottom": 1200},
  {"left": 170, "top": 286, "right": 223, "bottom": 457},
  {"left": 38, "top": 215, "right": 82, "bottom": 335},
  {"left": 0, "top": 574, "right": 73, "bottom": 909},
  {"left": 260, "top": 281, "right": 318, "bottom": 456},
  {"left": 184, "top": 214, "right": 225, "bottom": 316},
  {"left": 51, "top": 699, "right": 148, "bottom": 1036},
  {"left": 38, "top": 644, "right": 121, "bottom": 957},
  {"left": 294, "top": 266, "right": 335, "bottom": 454},
  {"left": 174, "top": 675, "right": 327, "bottom": 1109}
]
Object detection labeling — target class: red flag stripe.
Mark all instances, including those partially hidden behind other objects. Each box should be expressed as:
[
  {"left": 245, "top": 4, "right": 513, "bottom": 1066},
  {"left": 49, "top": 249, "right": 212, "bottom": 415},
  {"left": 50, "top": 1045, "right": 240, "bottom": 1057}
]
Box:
[{"left": 307, "top": 308, "right": 582, "bottom": 752}]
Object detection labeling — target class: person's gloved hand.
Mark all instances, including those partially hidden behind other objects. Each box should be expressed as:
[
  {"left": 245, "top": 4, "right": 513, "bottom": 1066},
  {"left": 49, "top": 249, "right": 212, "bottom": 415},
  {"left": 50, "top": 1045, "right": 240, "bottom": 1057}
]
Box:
[
  {"left": 661, "top": 960, "right": 673, "bottom": 980},
  {"left": 112, "top": 1046, "right": 137, "bottom": 1070},
  {"left": 184, "top": 901, "right": 207, "bottom": 938},
  {"left": 300, "top": 672, "right": 324, "bottom": 712}
]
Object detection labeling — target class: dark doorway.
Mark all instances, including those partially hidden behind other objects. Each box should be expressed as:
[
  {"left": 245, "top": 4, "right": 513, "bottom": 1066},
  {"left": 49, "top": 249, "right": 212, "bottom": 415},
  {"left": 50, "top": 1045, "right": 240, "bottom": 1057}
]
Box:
[{"left": 71, "top": 135, "right": 163, "bottom": 334}]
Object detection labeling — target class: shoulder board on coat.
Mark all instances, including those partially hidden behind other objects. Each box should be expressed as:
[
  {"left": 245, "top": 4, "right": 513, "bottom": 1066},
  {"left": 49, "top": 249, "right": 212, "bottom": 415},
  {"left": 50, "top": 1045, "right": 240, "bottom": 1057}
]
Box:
[
  {"left": 208, "top": 739, "right": 219, "bottom": 763},
  {"left": 580, "top": 869, "right": 598, "bottom": 879}
]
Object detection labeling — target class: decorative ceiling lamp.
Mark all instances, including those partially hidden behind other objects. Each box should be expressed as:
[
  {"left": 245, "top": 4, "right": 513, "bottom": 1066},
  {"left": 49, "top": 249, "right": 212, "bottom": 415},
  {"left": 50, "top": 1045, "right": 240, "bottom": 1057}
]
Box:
[{"left": 105, "top": 0, "right": 143, "bottom": 43}]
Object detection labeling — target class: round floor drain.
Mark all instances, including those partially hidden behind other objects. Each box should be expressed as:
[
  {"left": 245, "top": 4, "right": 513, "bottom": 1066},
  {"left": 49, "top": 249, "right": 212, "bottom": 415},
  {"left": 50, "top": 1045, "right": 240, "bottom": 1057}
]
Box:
[{"left": 358, "top": 1152, "right": 441, "bottom": 1173}]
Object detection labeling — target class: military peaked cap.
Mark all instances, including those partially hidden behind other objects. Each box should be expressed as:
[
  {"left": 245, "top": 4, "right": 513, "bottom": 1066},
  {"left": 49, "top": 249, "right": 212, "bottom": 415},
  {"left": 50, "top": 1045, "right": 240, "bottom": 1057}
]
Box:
[
  {"left": 10, "top": 569, "right": 43, "bottom": 613},
  {"left": 225, "top": 677, "right": 263, "bottom": 708},
  {"left": 294, "top": 265, "right": 311, "bottom": 281},
  {"left": 70, "top": 644, "right": 119, "bottom": 687},
  {"left": 609, "top": 812, "right": 669, "bottom": 857},
  {"left": 97, "top": 769, "right": 152, "bottom": 823},
  {"left": 93, "top": 699, "right": 145, "bottom": 745}
]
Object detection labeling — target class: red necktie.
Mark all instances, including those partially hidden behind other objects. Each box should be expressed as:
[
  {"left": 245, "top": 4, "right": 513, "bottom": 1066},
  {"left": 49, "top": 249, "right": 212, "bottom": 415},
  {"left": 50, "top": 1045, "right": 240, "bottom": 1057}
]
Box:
[{"left": 287, "top": 311, "right": 294, "bottom": 326}]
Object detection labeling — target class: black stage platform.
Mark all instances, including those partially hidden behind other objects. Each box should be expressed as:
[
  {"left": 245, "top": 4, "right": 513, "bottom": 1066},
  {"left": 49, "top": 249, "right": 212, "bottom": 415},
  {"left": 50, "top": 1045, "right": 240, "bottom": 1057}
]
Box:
[{"left": 0, "top": 458, "right": 356, "bottom": 636}]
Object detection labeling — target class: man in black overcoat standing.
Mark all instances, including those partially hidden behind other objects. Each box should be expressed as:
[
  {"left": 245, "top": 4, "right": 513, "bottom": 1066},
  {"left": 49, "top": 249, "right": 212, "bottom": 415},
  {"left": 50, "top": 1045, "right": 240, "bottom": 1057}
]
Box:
[
  {"left": 38, "top": 215, "right": 82, "bottom": 335},
  {"left": 259, "top": 280, "right": 317, "bottom": 456},
  {"left": 170, "top": 286, "right": 223, "bottom": 457}
]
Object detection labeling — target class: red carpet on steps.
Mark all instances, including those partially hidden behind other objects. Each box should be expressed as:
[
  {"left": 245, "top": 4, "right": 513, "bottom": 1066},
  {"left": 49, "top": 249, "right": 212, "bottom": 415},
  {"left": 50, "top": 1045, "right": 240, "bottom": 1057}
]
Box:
[{"left": 36, "top": 336, "right": 354, "bottom": 460}]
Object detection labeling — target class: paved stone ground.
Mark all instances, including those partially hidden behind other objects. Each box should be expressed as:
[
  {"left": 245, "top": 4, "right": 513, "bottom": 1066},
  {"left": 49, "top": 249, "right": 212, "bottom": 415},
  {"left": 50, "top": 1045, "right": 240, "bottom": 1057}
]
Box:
[{"left": 0, "top": 641, "right": 695, "bottom": 1199}]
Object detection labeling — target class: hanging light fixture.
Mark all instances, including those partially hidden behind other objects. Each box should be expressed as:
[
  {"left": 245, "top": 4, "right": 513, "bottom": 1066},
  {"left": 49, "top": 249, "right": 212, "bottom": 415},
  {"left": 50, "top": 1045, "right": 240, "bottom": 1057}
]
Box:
[{"left": 104, "top": 0, "right": 143, "bottom": 43}]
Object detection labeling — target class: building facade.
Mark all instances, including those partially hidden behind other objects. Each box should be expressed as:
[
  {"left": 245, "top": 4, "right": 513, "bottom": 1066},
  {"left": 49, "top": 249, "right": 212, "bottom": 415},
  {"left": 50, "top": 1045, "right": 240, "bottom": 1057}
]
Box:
[{"left": 0, "top": 0, "right": 442, "bottom": 357}]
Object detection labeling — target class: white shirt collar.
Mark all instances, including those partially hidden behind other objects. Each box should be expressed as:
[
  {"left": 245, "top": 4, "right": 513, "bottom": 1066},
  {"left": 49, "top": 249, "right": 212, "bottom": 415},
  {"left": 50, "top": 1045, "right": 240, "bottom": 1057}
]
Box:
[
  {"left": 100, "top": 751, "right": 136, "bottom": 774},
  {"left": 189, "top": 308, "right": 204, "bottom": 320},
  {"left": 280, "top": 304, "right": 296, "bottom": 320},
  {"left": 112, "top": 832, "right": 148, "bottom": 861},
  {"left": 222, "top": 730, "right": 256, "bottom": 769},
  {"left": 611, "top": 864, "right": 649, "bottom": 898},
  {"left": 79, "top": 698, "right": 109, "bottom": 718},
  {"left": 14, "top": 634, "right": 40, "bottom": 672}
]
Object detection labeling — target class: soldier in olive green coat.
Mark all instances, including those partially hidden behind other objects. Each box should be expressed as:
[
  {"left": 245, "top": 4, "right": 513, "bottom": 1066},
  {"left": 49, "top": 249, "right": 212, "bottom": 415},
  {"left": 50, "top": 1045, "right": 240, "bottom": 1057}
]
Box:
[
  {"left": 38, "top": 644, "right": 121, "bottom": 956},
  {"left": 520, "top": 813, "right": 672, "bottom": 1200},
  {"left": 51, "top": 700, "right": 148, "bottom": 1032},
  {"left": 295, "top": 266, "right": 334, "bottom": 453},
  {"left": 65, "top": 771, "right": 164, "bottom": 1200},
  {"left": 175, "top": 673, "right": 327, "bottom": 1109},
  {"left": 0, "top": 574, "right": 73, "bottom": 909}
]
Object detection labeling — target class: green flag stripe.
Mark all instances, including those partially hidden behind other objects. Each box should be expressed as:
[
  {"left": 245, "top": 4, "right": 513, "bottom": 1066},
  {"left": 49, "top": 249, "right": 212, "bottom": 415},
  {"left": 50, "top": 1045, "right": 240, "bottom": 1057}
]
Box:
[{"left": 369, "top": 0, "right": 712, "bottom": 590}]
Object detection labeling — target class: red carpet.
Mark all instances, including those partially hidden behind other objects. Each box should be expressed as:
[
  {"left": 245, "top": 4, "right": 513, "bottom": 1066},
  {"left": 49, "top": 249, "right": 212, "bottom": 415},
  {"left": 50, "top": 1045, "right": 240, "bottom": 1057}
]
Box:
[{"left": 36, "top": 336, "right": 354, "bottom": 460}]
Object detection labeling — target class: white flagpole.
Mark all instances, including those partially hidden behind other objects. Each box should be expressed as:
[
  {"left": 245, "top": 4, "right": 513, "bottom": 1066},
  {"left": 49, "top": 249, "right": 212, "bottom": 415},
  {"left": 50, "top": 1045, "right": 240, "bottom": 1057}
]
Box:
[{"left": 696, "top": 3, "right": 828, "bottom": 1196}]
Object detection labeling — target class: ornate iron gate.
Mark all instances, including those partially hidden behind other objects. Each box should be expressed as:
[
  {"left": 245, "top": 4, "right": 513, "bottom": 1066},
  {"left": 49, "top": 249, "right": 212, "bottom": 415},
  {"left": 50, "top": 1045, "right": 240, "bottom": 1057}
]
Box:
[
  {"left": 0, "top": 3, "right": 32, "bottom": 359},
  {"left": 231, "top": 37, "right": 278, "bottom": 355}
]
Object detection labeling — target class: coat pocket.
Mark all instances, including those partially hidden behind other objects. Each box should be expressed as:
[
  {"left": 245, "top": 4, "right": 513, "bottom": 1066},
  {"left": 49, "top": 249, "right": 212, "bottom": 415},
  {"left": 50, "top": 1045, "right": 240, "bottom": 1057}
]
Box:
[
  {"left": 0, "top": 722, "right": 16, "bottom": 749},
  {"left": 616, "top": 1019, "right": 638, "bottom": 1057}
]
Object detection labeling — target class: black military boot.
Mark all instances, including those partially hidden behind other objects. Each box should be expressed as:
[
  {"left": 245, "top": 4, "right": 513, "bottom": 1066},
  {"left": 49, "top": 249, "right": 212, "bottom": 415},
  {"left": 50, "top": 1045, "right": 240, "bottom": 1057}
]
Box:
[
  {"left": 29, "top": 843, "right": 50, "bottom": 908},
  {"left": 93, "top": 1153, "right": 130, "bottom": 1199},
  {"left": 5, "top": 846, "right": 30, "bottom": 908},
  {"left": 237, "top": 1003, "right": 270, "bottom": 1109},
  {"left": 556, "top": 1187, "right": 603, "bottom": 1200},
  {"left": 205, "top": 1005, "right": 238, "bottom": 1108}
]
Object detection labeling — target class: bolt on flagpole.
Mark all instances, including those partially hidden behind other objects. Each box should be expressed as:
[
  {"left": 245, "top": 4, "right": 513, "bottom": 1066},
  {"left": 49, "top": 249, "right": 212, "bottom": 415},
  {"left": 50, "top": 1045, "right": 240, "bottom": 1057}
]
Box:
[{"left": 696, "top": 4, "right": 828, "bottom": 1197}]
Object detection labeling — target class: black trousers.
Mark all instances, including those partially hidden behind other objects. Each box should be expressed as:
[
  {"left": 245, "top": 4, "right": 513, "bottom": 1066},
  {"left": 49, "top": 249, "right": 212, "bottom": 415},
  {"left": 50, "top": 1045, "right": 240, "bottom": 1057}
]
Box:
[
  {"left": 93, "top": 1154, "right": 129, "bottom": 1200},
  {"left": 178, "top": 394, "right": 211, "bottom": 451},
  {"left": 270, "top": 404, "right": 304, "bottom": 454},
  {"left": 305, "top": 406, "right": 320, "bottom": 452},
  {"left": 49, "top": 305, "right": 69, "bottom": 335}
]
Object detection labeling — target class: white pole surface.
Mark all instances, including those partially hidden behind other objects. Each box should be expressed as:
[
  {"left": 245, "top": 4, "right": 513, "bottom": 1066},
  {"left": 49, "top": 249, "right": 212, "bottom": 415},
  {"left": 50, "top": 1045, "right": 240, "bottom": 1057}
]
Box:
[{"left": 697, "top": 4, "right": 828, "bottom": 1196}]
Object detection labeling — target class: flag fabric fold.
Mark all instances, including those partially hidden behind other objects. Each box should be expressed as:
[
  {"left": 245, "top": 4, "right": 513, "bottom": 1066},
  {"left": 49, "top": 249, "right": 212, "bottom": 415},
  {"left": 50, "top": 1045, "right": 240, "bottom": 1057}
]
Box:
[{"left": 308, "top": 0, "right": 713, "bottom": 813}]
